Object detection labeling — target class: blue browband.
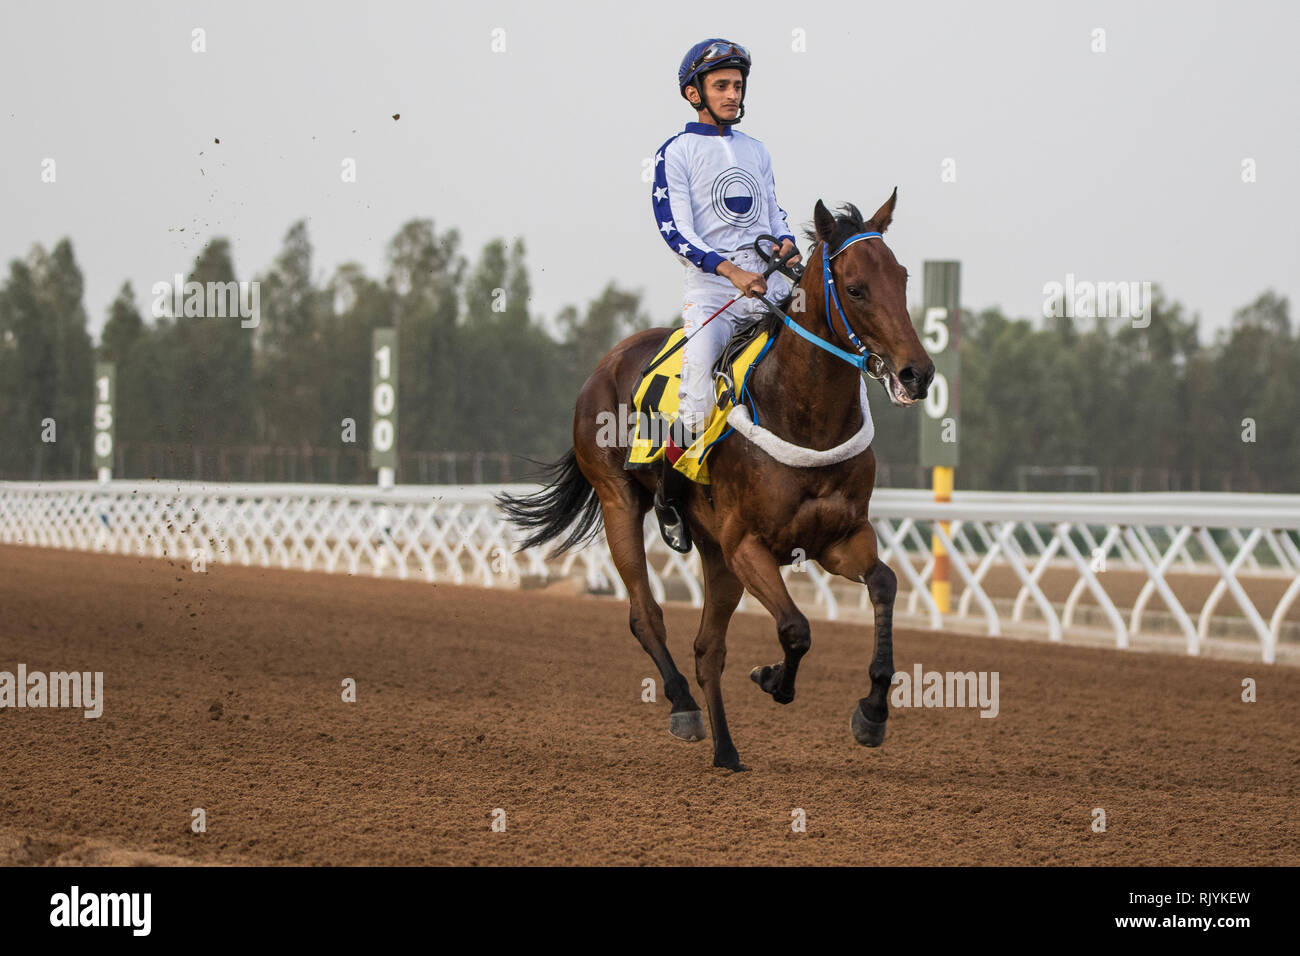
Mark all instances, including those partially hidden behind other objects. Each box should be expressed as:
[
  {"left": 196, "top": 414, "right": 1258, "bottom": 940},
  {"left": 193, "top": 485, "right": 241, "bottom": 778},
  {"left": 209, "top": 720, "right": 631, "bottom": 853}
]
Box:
[
  {"left": 830, "top": 231, "right": 882, "bottom": 258},
  {"left": 778, "top": 231, "right": 883, "bottom": 374}
]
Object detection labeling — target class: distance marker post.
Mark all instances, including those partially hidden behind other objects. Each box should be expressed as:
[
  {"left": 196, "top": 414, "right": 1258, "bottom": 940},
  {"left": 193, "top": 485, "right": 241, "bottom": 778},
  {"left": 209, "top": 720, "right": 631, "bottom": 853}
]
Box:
[
  {"left": 919, "top": 262, "right": 961, "bottom": 613},
  {"left": 93, "top": 363, "right": 115, "bottom": 484},
  {"left": 370, "top": 329, "right": 398, "bottom": 489}
]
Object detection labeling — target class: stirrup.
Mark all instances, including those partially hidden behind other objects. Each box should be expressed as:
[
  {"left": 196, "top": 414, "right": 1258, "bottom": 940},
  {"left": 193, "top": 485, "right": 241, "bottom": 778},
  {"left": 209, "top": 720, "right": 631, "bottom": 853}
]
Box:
[
  {"left": 654, "top": 497, "right": 692, "bottom": 554},
  {"left": 654, "top": 465, "right": 693, "bottom": 554}
]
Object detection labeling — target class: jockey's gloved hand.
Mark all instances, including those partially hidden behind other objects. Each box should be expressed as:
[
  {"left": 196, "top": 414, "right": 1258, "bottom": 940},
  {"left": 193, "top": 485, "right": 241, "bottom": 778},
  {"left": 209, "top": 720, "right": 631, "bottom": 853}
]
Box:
[{"left": 777, "top": 237, "right": 802, "bottom": 267}]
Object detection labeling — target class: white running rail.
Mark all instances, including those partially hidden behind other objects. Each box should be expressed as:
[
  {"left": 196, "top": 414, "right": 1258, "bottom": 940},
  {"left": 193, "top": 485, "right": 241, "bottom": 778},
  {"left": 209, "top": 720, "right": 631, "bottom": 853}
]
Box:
[{"left": 1, "top": 481, "right": 1296, "bottom": 662}]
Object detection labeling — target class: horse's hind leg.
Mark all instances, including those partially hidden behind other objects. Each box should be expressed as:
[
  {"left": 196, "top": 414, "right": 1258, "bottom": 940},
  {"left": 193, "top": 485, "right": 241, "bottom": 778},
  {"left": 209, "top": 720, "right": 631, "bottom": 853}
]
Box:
[
  {"left": 596, "top": 486, "right": 706, "bottom": 742},
  {"left": 693, "top": 537, "right": 747, "bottom": 771}
]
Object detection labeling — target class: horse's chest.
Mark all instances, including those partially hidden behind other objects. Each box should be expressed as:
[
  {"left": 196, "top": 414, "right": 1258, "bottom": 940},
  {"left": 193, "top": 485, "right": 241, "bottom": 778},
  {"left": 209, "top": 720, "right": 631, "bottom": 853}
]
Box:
[
  {"left": 710, "top": 447, "right": 874, "bottom": 561},
  {"left": 785, "top": 494, "right": 864, "bottom": 553},
  {"left": 732, "top": 486, "right": 866, "bottom": 561}
]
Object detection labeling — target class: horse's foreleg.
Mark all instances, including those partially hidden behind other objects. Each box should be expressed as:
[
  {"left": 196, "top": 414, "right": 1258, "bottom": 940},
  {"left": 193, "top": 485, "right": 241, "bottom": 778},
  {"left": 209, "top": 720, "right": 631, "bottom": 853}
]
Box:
[
  {"left": 821, "top": 525, "right": 896, "bottom": 747},
  {"left": 727, "top": 534, "right": 810, "bottom": 706},
  {"left": 853, "top": 561, "right": 896, "bottom": 747},
  {"left": 598, "top": 492, "right": 705, "bottom": 741},
  {"left": 694, "top": 537, "right": 747, "bottom": 771}
]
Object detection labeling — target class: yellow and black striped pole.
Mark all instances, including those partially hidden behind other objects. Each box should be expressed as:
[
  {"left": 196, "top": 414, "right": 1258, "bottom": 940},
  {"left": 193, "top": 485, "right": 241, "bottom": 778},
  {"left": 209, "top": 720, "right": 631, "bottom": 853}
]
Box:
[{"left": 932, "top": 465, "right": 953, "bottom": 613}]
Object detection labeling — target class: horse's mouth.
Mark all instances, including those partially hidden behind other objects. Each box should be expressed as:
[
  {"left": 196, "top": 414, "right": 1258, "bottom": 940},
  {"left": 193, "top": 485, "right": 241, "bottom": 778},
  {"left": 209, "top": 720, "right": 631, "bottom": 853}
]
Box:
[{"left": 885, "top": 370, "right": 917, "bottom": 407}]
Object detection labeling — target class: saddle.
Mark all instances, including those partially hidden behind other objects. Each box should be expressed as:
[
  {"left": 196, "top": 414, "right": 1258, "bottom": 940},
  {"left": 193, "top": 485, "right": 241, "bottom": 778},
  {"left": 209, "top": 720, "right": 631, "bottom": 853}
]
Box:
[{"left": 623, "top": 315, "right": 778, "bottom": 485}]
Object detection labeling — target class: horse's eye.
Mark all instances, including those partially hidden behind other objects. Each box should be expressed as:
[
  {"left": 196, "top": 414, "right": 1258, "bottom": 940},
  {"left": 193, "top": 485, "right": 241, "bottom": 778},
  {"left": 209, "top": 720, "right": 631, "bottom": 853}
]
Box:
[{"left": 846, "top": 286, "right": 864, "bottom": 299}]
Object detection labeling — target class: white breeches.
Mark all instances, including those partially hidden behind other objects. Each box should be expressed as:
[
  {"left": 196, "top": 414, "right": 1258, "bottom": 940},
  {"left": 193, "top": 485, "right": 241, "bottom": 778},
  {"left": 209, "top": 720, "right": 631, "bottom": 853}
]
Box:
[{"left": 676, "top": 247, "right": 791, "bottom": 435}]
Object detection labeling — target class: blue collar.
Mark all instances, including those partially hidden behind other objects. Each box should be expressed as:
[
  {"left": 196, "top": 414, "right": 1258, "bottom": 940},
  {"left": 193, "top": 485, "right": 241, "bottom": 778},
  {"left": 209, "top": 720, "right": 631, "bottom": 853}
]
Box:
[{"left": 684, "top": 122, "right": 732, "bottom": 136}]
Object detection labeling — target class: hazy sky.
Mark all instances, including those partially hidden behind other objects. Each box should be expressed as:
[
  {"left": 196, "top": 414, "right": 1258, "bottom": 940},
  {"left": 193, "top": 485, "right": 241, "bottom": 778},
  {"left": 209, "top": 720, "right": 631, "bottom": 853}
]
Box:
[{"left": 2, "top": 0, "right": 1296, "bottom": 342}]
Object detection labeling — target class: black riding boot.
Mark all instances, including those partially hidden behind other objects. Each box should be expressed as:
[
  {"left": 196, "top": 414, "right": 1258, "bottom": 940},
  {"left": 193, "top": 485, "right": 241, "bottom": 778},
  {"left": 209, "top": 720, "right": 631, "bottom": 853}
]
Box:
[{"left": 654, "top": 423, "right": 695, "bottom": 553}]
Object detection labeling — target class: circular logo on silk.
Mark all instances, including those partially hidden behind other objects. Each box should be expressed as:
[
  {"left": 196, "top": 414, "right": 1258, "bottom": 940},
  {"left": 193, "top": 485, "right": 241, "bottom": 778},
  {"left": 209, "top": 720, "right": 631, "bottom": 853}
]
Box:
[{"left": 710, "top": 166, "right": 762, "bottom": 227}]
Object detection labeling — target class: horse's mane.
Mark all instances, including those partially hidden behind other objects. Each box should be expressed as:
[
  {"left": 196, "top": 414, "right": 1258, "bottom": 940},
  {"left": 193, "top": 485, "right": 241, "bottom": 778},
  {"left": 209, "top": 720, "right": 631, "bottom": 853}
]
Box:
[
  {"left": 758, "top": 202, "right": 868, "bottom": 339},
  {"left": 801, "top": 201, "right": 871, "bottom": 251}
]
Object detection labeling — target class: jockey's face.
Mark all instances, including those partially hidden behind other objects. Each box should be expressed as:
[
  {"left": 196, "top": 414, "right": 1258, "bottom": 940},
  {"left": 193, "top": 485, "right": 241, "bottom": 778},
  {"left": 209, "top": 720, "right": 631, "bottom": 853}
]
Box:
[{"left": 690, "top": 68, "right": 743, "bottom": 122}]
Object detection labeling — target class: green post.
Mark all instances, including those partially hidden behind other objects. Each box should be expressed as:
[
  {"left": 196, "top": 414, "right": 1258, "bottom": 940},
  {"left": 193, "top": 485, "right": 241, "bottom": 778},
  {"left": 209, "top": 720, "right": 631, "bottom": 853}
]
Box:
[
  {"left": 93, "top": 362, "right": 116, "bottom": 482},
  {"left": 919, "top": 262, "right": 960, "bottom": 469},
  {"left": 370, "top": 329, "right": 398, "bottom": 486}
]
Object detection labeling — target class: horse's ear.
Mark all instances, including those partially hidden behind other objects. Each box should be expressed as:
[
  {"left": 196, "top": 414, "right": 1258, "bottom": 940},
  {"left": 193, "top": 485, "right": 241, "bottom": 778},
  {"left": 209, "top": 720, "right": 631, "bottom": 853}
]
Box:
[
  {"left": 813, "top": 199, "right": 836, "bottom": 243},
  {"left": 869, "top": 187, "right": 898, "bottom": 234}
]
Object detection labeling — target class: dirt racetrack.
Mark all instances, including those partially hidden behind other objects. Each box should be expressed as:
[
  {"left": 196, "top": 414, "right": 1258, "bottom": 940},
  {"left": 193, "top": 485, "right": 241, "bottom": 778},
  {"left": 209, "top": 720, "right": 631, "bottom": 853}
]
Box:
[{"left": 0, "top": 544, "right": 1296, "bottom": 866}]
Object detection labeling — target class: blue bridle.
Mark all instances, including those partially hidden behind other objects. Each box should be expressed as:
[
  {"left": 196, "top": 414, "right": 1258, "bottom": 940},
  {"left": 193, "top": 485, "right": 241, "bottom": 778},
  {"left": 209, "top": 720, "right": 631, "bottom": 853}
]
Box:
[{"left": 778, "top": 231, "right": 887, "bottom": 377}]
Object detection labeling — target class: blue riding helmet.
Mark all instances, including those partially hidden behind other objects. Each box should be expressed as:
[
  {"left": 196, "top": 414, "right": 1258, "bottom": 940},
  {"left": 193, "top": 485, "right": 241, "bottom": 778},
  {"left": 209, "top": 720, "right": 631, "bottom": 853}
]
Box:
[{"left": 678, "top": 39, "right": 750, "bottom": 125}]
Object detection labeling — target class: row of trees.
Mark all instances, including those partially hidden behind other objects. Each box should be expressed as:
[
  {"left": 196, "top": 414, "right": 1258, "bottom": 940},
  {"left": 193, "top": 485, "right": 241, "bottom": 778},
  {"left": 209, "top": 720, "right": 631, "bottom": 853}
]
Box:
[
  {"left": 865, "top": 288, "right": 1299, "bottom": 491},
  {"left": 0, "top": 220, "right": 651, "bottom": 481},
  {"left": 0, "top": 221, "right": 1296, "bottom": 490}
]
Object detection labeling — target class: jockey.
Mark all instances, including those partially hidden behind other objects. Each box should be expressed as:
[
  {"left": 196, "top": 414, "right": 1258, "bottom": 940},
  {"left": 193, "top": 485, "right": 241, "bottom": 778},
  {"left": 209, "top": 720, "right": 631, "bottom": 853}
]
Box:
[{"left": 650, "top": 38, "right": 801, "bottom": 552}]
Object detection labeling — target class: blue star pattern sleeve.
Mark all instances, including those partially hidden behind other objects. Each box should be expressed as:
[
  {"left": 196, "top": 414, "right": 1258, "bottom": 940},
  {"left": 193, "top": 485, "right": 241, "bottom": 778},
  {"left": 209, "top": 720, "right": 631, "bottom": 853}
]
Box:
[{"left": 653, "top": 134, "right": 726, "bottom": 275}]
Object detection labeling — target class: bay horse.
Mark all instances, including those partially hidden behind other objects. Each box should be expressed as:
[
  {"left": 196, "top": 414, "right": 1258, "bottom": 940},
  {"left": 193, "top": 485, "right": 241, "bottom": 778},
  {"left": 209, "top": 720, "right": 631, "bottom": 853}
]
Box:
[{"left": 498, "top": 190, "right": 934, "bottom": 771}]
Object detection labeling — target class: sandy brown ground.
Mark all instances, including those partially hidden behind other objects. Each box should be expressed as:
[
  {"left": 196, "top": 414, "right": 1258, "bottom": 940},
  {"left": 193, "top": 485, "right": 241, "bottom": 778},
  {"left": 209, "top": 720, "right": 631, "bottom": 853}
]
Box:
[{"left": 0, "top": 544, "right": 1295, "bottom": 866}]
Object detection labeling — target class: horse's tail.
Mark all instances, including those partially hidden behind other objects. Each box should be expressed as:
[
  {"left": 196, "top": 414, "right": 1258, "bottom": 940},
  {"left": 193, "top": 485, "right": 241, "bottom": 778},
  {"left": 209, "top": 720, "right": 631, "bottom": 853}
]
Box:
[{"left": 495, "top": 448, "right": 604, "bottom": 557}]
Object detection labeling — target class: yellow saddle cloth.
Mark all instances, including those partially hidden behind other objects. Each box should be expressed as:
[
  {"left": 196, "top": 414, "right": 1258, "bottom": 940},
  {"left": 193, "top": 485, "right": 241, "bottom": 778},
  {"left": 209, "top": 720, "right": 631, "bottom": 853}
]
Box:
[{"left": 623, "top": 326, "right": 774, "bottom": 485}]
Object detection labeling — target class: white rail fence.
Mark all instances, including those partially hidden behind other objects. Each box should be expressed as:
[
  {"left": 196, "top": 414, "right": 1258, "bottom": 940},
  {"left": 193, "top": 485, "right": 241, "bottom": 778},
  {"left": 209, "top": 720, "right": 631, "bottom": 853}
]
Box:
[{"left": 1, "top": 481, "right": 1297, "bottom": 663}]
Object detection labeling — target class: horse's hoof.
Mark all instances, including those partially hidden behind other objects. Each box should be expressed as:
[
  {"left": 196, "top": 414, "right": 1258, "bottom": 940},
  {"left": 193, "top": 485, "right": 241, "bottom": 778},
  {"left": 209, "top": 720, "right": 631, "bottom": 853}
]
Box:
[
  {"left": 851, "top": 705, "right": 887, "bottom": 747},
  {"left": 749, "top": 663, "right": 795, "bottom": 704},
  {"left": 713, "top": 754, "right": 750, "bottom": 772},
  {"left": 669, "top": 710, "right": 707, "bottom": 742}
]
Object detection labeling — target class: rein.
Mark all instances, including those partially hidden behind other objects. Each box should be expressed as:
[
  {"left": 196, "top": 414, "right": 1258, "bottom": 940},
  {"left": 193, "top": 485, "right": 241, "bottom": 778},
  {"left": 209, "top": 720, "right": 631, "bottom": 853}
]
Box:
[
  {"left": 700, "top": 230, "right": 888, "bottom": 470},
  {"left": 678, "top": 231, "right": 892, "bottom": 470},
  {"left": 776, "top": 231, "right": 889, "bottom": 381}
]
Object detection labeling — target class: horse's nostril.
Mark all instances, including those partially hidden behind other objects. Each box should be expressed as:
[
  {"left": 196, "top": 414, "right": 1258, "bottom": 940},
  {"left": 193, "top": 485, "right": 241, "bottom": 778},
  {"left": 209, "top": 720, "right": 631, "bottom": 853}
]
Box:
[{"left": 898, "top": 364, "right": 934, "bottom": 399}]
